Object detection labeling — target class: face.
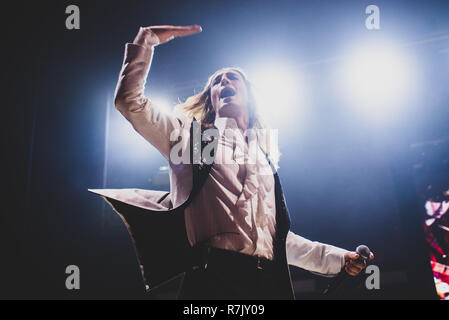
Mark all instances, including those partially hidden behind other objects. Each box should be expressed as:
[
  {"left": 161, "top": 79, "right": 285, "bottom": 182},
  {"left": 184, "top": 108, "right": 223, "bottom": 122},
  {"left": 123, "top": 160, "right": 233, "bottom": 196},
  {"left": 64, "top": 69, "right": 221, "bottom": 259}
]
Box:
[{"left": 209, "top": 69, "right": 249, "bottom": 118}]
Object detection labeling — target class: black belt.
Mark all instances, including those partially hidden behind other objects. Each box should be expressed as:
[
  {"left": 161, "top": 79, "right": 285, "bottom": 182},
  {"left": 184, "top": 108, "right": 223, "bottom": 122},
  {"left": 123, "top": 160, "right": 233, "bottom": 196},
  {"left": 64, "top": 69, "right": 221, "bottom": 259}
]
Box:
[{"left": 190, "top": 245, "right": 276, "bottom": 272}]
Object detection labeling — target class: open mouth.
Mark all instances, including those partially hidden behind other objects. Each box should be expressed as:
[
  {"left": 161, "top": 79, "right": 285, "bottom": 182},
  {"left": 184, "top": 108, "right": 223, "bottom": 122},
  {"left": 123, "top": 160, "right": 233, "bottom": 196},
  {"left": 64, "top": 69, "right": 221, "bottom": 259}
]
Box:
[{"left": 220, "top": 87, "right": 236, "bottom": 99}]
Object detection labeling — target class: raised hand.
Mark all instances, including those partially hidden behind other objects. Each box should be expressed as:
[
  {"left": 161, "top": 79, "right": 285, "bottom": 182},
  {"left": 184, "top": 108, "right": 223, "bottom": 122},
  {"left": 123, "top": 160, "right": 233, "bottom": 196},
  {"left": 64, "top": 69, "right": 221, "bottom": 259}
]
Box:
[{"left": 133, "top": 25, "right": 202, "bottom": 47}]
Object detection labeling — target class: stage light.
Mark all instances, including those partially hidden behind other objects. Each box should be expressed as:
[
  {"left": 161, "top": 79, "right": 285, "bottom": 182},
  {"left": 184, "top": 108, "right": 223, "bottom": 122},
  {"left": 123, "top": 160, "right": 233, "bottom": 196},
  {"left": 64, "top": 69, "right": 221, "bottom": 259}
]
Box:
[
  {"left": 337, "top": 44, "right": 417, "bottom": 122},
  {"left": 247, "top": 64, "right": 306, "bottom": 126},
  {"left": 150, "top": 97, "right": 173, "bottom": 115},
  {"left": 108, "top": 96, "right": 174, "bottom": 160}
]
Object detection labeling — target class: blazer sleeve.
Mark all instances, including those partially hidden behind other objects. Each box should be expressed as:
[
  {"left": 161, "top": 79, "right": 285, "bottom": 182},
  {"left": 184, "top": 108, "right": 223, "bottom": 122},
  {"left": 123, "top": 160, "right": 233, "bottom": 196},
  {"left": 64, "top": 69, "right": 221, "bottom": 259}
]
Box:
[
  {"left": 286, "top": 231, "right": 348, "bottom": 276},
  {"left": 113, "top": 33, "right": 188, "bottom": 159}
]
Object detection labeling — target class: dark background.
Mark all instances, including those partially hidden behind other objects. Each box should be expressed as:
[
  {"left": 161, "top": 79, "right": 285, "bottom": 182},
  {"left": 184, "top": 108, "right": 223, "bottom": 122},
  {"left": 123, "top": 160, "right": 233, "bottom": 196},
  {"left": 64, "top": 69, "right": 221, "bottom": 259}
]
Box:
[{"left": 2, "top": 0, "right": 448, "bottom": 299}]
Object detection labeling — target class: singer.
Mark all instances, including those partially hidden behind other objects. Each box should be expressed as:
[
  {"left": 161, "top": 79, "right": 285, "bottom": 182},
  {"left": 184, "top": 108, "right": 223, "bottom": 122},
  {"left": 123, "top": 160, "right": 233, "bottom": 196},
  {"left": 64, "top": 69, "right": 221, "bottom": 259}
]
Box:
[{"left": 91, "top": 25, "right": 373, "bottom": 299}]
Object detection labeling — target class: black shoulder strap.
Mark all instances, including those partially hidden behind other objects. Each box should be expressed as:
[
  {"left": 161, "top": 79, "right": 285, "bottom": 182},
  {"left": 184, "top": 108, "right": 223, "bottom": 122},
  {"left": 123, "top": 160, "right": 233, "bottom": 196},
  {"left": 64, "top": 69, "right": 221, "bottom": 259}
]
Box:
[{"left": 262, "top": 149, "right": 291, "bottom": 239}]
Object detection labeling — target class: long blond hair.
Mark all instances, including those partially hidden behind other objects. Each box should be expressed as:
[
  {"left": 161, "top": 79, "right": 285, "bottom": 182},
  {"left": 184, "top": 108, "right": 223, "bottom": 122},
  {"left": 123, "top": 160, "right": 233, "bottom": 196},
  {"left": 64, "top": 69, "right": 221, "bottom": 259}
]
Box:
[{"left": 175, "top": 67, "right": 280, "bottom": 166}]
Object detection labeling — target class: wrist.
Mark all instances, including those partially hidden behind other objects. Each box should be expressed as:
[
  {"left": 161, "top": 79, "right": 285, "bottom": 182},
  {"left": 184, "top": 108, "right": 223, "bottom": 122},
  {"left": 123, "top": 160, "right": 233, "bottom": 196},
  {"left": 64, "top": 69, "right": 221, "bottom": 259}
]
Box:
[{"left": 133, "top": 27, "right": 160, "bottom": 49}]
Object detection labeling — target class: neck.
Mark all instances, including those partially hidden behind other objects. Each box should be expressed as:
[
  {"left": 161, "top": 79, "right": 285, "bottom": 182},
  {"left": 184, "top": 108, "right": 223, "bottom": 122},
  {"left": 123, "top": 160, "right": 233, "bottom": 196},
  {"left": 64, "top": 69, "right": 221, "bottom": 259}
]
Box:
[
  {"left": 217, "top": 110, "right": 249, "bottom": 132},
  {"left": 234, "top": 115, "right": 249, "bottom": 132}
]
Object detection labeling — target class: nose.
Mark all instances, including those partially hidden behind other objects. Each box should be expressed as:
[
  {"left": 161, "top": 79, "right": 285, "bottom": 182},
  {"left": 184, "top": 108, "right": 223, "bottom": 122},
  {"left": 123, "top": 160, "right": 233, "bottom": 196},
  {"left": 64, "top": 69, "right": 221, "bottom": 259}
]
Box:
[{"left": 220, "top": 75, "right": 230, "bottom": 85}]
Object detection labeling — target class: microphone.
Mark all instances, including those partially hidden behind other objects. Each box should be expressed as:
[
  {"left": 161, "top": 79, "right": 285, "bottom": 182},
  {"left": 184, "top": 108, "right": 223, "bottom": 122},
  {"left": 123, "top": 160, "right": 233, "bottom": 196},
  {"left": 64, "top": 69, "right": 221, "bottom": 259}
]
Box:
[{"left": 323, "top": 245, "right": 371, "bottom": 295}]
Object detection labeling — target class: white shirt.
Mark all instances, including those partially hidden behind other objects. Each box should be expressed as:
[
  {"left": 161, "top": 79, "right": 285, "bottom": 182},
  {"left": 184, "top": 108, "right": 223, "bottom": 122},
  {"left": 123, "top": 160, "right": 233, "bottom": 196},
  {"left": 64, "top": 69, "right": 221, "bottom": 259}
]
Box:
[{"left": 184, "top": 117, "right": 277, "bottom": 259}]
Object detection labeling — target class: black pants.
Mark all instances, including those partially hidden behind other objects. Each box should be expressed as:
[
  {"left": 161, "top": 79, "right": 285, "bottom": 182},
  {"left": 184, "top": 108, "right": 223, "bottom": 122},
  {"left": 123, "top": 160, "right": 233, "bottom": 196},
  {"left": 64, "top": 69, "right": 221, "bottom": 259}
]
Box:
[{"left": 177, "top": 246, "right": 287, "bottom": 300}]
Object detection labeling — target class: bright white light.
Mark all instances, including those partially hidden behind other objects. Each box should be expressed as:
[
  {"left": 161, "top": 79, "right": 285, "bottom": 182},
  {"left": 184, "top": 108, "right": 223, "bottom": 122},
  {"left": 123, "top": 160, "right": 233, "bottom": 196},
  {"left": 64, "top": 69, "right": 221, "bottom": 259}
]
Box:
[
  {"left": 109, "top": 96, "right": 174, "bottom": 160},
  {"left": 151, "top": 97, "right": 173, "bottom": 115},
  {"left": 338, "top": 45, "right": 417, "bottom": 121},
  {"left": 247, "top": 65, "right": 306, "bottom": 126}
]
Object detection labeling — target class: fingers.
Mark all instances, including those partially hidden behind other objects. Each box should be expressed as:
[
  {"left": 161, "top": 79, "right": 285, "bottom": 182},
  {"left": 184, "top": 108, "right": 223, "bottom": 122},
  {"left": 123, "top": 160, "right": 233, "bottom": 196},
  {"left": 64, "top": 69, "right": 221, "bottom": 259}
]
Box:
[
  {"left": 343, "top": 249, "right": 375, "bottom": 276},
  {"left": 150, "top": 25, "right": 202, "bottom": 39},
  {"left": 345, "top": 260, "right": 365, "bottom": 276},
  {"left": 140, "top": 25, "right": 202, "bottom": 45},
  {"left": 149, "top": 25, "right": 201, "bottom": 32},
  {"left": 345, "top": 266, "right": 362, "bottom": 276},
  {"left": 344, "top": 251, "right": 369, "bottom": 276},
  {"left": 172, "top": 25, "right": 203, "bottom": 37},
  {"left": 344, "top": 252, "right": 359, "bottom": 260}
]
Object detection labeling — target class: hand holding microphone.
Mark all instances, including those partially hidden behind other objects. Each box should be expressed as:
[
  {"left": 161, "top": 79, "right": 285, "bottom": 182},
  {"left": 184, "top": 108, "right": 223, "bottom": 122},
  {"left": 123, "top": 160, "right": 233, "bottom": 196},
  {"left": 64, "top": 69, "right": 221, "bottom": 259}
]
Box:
[
  {"left": 344, "top": 245, "right": 374, "bottom": 276},
  {"left": 323, "top": 245, "right": 374, "bottom": 295}
]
